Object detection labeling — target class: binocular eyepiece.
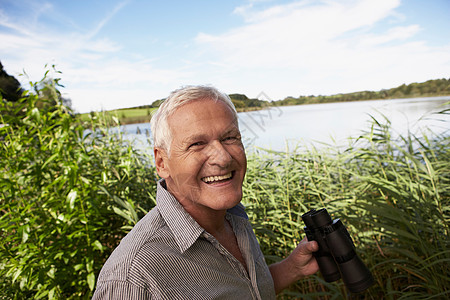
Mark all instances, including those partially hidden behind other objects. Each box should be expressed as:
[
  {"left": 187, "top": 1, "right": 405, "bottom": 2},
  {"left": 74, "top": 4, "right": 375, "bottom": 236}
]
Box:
[{"left": 302, "top": 208, "right": 374, "bottom": 293}]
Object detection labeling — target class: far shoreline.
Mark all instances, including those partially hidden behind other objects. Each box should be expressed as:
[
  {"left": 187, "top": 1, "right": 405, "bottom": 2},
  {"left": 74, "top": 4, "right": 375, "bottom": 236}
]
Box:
[{"left": 80, "top": 93, "right": 450, "bottom": 126}]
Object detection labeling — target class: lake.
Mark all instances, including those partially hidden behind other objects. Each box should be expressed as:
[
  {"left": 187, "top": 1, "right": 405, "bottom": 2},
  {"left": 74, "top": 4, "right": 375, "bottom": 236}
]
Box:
[{"left": 119, "top": 96, "right": 450, "bottom": 152}]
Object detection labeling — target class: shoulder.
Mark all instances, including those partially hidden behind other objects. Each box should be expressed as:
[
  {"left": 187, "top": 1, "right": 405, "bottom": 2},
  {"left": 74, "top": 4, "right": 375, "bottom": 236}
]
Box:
[
  {"left": 96, "top": 207, "right": 169, "bottom": 284},
  {"left": 95, "top": 206, "right": 187, "bottom": 297}
]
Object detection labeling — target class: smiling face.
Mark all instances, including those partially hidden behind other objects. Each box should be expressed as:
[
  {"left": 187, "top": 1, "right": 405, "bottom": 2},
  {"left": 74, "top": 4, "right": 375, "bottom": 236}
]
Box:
[{"left": 154, "top": 98, "right": 247, "bottom": 215}]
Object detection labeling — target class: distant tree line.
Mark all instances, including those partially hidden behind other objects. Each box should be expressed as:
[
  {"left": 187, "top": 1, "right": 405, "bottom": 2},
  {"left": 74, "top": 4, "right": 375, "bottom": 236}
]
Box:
[
  {"left": 119, "top": 98, "right": 165, "bottom": 111},
  {"left": 144, "top": 78, "right": 450, "bottom": 110},
  {"left": 127, "top": 93, "right": 268, "bottom": 112},
  {"left": 228, "top": 93, "right": 268, "bottom": 111},
  {"left": 101, "top": 78, "right": 450, "bottom": 114},
  {"left": 270, "top": 78, "right": 450, "bottom": 107}
]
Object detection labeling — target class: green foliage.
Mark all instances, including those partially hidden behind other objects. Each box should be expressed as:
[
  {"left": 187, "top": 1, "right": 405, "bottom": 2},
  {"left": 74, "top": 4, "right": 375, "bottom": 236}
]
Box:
[
  {"left": 1, "top": 71, "right": 449, "bottom": 299},
  {"left": 0, "top": 76, "right": 156, "bottom": 299},
  {"left": 243, "top": 117, "right": 450, "bottom": 299}
]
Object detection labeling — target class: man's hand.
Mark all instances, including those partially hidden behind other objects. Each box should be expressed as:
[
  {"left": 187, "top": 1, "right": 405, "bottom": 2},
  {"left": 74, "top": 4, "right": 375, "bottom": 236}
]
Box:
[{"left": 269, "top": 237, "right": 319, "bottom": 294}]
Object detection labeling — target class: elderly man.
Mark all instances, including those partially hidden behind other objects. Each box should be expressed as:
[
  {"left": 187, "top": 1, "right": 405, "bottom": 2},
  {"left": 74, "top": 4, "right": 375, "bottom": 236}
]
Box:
[{"left": 93, "top": 86, "right": 318, "bottom": 299}]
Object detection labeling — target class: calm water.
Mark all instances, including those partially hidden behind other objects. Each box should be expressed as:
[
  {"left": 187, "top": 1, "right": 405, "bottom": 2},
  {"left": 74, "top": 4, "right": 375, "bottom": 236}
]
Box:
[{"left": 120, "top": 96, "right": 450, "bottom": 152}]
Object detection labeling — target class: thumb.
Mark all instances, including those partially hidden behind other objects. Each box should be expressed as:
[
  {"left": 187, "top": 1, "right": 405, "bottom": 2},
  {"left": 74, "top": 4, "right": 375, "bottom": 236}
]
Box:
[{"left": 297, "top": 239, "right": 319, "bottom": 255}]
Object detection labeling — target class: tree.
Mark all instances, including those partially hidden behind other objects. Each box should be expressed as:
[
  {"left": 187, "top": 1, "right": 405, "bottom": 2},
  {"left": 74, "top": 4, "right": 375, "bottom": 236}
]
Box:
[
  {"left": 0, "top": 61, "right": 24, "bottom": 102},
  {"left": 151, "top": 99, "right": 165, "bottom": 108}
]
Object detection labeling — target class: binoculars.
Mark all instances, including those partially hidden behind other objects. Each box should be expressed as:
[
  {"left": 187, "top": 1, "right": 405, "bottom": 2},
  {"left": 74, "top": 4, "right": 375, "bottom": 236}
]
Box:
[{"left": 302, "top": 208, "right": 374, "bottom": 293}]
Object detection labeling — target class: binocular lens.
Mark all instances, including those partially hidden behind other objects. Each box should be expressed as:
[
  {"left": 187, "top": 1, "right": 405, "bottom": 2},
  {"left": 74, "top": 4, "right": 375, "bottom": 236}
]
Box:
[
  {"left": 310, "top": 208, "right": 333, "bottom": 228},
  {"left": 339, "top": 256, "right": 375, "bottom": 293}
]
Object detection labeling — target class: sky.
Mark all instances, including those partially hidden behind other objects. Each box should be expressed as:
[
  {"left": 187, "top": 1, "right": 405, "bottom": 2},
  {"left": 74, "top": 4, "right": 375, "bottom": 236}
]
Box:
[{"left": 1, "top": 0, "right": 449, "bottom": 113}]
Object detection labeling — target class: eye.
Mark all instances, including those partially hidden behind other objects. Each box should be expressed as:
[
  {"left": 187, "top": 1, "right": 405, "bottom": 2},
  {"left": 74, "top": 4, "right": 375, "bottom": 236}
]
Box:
[
  {"left": 188, "top": 141, "right": 204, "bottom": 149},
  {"left": 223, "top": 136, "right": 240, "bottom": 144}
]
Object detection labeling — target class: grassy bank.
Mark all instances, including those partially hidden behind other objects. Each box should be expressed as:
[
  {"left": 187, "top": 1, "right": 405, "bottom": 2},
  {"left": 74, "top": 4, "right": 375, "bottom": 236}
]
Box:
[
  {"left": 1, "top": 78, "right": 449, "bottom": 299},
  {"left": 76, "top": 104, "right": 262, "bottom": 125},
  {"left": 78, "top": 107, "right": 156, "bottom": 125}
]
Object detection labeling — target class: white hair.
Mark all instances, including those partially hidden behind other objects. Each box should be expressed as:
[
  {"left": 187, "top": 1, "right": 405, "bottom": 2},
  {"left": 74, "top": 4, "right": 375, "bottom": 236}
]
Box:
[{"left": 150, "top": 85, "right": 238, "bottom": 152}]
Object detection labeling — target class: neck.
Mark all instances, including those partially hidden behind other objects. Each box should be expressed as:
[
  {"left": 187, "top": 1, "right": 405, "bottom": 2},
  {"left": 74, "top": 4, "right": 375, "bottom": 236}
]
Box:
[
  {"left": 165, "top": 180, "right": 230, "bottom": 235},
  {"left": 183, "top": 201, "right": 228, "bottom": 235}
]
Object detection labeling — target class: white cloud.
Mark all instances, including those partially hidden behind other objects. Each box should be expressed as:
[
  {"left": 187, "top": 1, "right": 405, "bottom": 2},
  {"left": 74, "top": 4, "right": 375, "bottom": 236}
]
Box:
[
  {"left": 1, "top": 0, "right": 449, "bottom": 112},
  {"left": 358, "top": 25, "right": 421, "bottom": 46},
  {"left": 196, "top": 0, "right": 402, "bottom": 69},
  {"left": 0, "top": 0, "right": 192, "bottom": 112},
  {"left": 194, "top": 0, "right": 450, "bottom": 98}
]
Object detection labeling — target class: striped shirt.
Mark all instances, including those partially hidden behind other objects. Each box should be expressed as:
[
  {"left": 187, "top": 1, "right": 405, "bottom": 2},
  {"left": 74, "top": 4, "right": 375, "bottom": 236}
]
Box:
[{"left": 92, "top": 180, "right": 276, "bottom": 300}]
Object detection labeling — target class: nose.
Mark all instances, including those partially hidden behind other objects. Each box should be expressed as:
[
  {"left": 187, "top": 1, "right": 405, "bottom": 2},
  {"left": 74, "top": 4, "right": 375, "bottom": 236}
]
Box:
[{"left": 206, "top": 140, "right": 232, "bottom": 168}]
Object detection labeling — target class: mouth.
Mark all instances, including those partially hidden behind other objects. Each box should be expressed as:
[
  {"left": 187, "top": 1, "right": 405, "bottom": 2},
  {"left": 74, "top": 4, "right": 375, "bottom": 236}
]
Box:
[{"left": 201, "top": 172, "right": 234, "bottom": 184}]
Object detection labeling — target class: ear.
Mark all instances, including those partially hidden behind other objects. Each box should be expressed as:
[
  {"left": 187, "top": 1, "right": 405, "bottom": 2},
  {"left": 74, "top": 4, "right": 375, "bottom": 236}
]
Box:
[{"left": 154, "top": 147, "right": 170, "bottom": 179}]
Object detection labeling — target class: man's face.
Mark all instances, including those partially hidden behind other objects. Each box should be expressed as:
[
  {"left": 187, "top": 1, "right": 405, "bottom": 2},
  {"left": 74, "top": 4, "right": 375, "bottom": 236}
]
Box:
[{"left": 155, "top": 98, "right": 247, "bottom": 213}]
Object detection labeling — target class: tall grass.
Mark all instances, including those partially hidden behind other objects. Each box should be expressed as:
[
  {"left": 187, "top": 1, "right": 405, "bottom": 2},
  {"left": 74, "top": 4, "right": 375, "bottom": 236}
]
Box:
[
  {"left": 1, "top": 74, "right": 448, "bottom": 299},
  {"left": 243, "top": 115, "right": 449, "bottom": 299},
  {"left": 0, "top": 75, "right": 156, "bottom": 299}
]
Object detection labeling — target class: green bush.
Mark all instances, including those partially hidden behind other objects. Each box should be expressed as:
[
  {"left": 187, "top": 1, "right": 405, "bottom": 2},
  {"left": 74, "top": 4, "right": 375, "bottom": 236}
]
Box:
[{"left": 0, "top": 75, "right": 156, "bottom": 299}]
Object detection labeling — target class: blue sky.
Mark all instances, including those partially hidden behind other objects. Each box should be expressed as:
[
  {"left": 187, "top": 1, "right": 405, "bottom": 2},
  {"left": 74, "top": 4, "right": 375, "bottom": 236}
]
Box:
[{"left": 1, "top": 0, "right": 449, "bottom": 113}]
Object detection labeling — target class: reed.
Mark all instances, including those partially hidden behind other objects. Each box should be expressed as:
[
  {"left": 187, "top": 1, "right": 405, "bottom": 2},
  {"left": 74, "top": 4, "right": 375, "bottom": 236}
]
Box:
[{"left": 243, "top": 116, "right": 449, "bottom": 299}]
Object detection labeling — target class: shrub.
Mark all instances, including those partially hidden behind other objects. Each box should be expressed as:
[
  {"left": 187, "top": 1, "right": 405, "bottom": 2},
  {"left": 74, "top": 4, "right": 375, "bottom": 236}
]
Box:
[{"left": 0, "top": 74, "right": 157, "bottom": 299}]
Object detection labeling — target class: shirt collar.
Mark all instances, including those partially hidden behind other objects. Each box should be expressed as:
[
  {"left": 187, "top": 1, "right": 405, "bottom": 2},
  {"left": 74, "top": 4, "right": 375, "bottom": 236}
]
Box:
[
  {"left": 155, "top": 179, "right": 249, "bottom": 253},
  {"left": 156, "top": 179, "right": 204, "bottom": 253}
]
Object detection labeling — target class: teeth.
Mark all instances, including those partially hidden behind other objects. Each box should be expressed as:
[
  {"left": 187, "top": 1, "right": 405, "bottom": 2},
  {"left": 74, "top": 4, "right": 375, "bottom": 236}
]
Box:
[{"left": 202, "top": 172, "right": 232, "bottom": 183}]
